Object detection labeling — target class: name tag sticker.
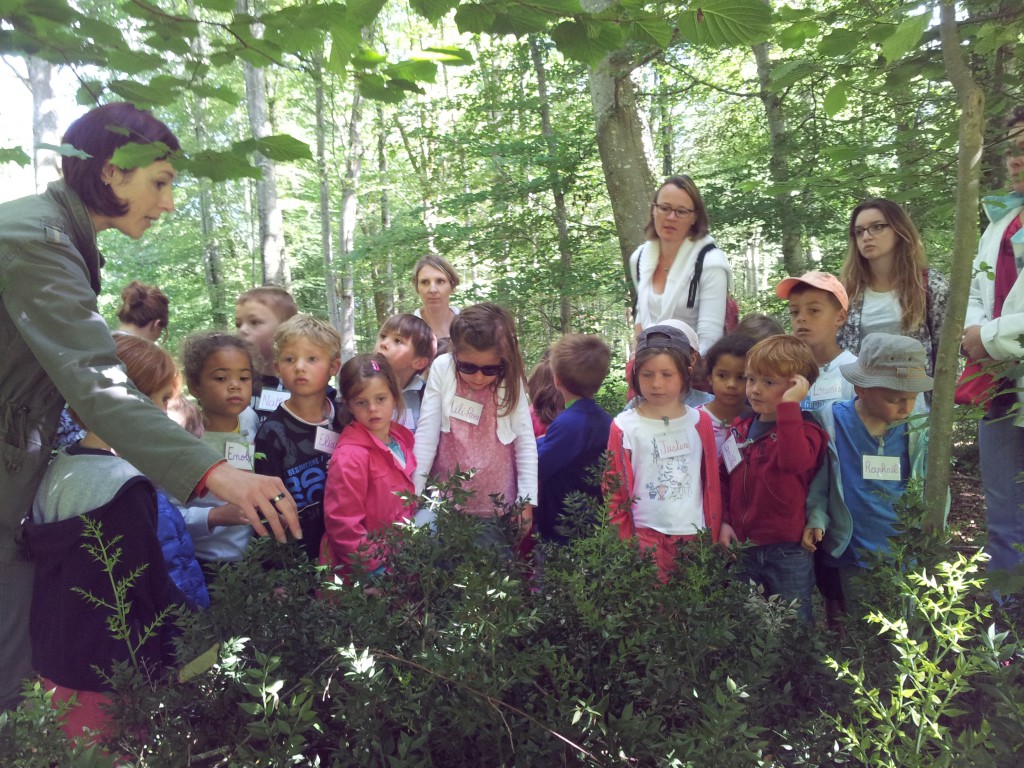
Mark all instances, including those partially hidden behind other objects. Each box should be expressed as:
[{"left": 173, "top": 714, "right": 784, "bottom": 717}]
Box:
[
  {"left": 258, "top": 389, "right": 290, "bottom": 412},
  {"left": 722, "top": 434, "right": 742, "bottom": 474},
  {"left": 450, "top": 396, "right": 483, "bottom": 426},
  {"left": 811, "top": 378, "right": 843, "bottom": 401},
  {"left": 655, "top": 434, "right": 690, "bottom": 459},
  {"left": 863, "top": 455, "right": 901, "bottom": 481},
  {"left": 314, "top": 426, "right": 340, "bottom": 455},
  {"left": 225, "top": 441, "right": 254, "bottom": 471}
]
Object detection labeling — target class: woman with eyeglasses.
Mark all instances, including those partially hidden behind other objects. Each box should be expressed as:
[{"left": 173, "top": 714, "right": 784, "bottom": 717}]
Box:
[
  {"left": 963, "top": 107, "right": 1024, "bottom": 574},
  {"left": 837, "top": 198, "right": 948, "bottom": 383},
  {"left": 629, "top": 175, "right": 732, "bottom": 354}
]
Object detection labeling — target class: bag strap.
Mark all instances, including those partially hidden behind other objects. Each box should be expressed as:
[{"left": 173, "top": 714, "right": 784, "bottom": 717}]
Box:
[{"left": 686, "top": 242, "right": 717, "bottom": 309}]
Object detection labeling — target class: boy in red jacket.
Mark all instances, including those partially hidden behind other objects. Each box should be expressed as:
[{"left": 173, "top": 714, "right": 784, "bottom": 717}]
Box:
[{"left": 718, "top": 335, "right": 827, "bottom": 623}]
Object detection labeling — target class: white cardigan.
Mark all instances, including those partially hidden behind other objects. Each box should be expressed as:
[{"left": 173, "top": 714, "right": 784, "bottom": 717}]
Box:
[
  {"left": 966, "top": 199, "right": 1024, "bottom": 423},
  {"left": 412, "top": 353, "right": 538, "bottom": 503},
  {"left": 629, "top": 234, "right": 731, "bottom": 354}
]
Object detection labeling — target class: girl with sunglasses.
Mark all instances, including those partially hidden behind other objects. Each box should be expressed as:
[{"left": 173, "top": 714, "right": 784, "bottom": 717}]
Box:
[
  {"left": 837, "top": 198, "right": 948, "bottom": 394},
  {"left": 413, "top": 303, "right": 538, "bottom": 543}
]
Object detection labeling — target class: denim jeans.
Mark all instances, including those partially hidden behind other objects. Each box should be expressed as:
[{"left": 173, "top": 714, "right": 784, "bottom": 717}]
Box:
[
  {"left": 979, "top": 401, "right": 1024, "bottom": 573},
  {"left": 738, "top": 542, "right": 814, "bottom": 623}
]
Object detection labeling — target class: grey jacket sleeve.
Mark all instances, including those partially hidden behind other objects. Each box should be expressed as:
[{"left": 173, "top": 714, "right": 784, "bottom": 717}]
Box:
[{"left": 1, "top": 229, "right": 219, "bottom": 502}]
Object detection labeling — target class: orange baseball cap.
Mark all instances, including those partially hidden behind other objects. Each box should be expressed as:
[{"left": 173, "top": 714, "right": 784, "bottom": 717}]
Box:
[{"left": 775, "top": 271, "right": 849, "bottom": 311}]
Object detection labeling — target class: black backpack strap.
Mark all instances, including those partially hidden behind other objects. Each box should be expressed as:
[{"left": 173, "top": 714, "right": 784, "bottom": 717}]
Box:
[{"left": 686, "top": 242, "right": 717, "bottom": 309}]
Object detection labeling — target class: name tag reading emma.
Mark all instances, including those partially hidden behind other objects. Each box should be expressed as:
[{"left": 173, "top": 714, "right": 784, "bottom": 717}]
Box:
[
  {"left": 314, "top": 426, "right": 340, "bottom": 454},
  {"left": 258, "top": 389, "right": 290, "bottom": 412},
  {"left": 450, "top": 396, "right": 483, "bottom": 426},
  {"left": 721, "top": 434, "right": 742, "bottom": 474},
  {"left": 863, "top": 455, "right": 901, "bottom": 481},
  {"left": 225, "top": 441, "right": 254, "bottom": 471},
  {"left": 655, "top": 434, "right": 690, "bottom": 459}
]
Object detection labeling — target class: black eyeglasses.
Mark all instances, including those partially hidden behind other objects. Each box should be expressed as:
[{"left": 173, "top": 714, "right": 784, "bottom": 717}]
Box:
[
  {"left": 454, "top": 358, "right": 504, "bottom": 377},
  {"left": 652, "top": 202, "right": 695, "bottom": 218},
  {"left": 853, "top": 222, "right": 891, "bottom": 239}
]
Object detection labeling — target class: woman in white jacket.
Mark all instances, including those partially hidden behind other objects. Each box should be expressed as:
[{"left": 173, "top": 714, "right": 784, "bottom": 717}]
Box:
[
  {"left": 963, "top": 106, "right": 1024, "bottom": 573},
  {"left": 629, "top": 175, "right": 731, "bottom": 355}
]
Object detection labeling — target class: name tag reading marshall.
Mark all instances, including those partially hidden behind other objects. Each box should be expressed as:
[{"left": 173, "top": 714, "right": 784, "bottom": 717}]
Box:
[
  {"left": 450, "top": 396, "right": 483, "bottom": 426},
  {"left": 225, "top": 441, "right": 254, "bottom": 471},
  {"left": 314, "top": 426, "right": 340, "bottom": 454},
  {"left": 258, "top": 389, "right": 290, "bottom": 412},
  {"left": 655, "top": 434, "right": 690, "bottom": 459},
  {"left": 862, "top": 455, "right": 901, "bottom": 481}
]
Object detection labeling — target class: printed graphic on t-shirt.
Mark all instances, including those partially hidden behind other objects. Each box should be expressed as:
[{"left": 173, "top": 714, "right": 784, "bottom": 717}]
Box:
[{"left": 644, "top": 436, "right": 693, "bottom": 502}]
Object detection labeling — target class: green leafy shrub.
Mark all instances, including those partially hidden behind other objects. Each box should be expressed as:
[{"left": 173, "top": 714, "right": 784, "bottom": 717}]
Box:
[{"left": 3, "top": 474, "right": 1023, "bottom": 767}]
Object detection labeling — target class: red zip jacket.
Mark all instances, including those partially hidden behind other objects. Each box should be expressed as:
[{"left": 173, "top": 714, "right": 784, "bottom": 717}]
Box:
[{"left": 720, "top": 401, "right": 827, "bottom": 546}]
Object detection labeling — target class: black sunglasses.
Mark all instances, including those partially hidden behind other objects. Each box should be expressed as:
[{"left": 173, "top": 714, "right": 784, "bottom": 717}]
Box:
[{"left": 454, "top": 358, "right": 504, "bottom": 377}]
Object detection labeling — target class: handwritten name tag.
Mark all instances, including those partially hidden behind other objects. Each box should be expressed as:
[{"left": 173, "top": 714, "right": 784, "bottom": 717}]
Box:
[
  {"left": 258, "top": 389, "right": 290, "bottom": 412},
  {"left": 722, "top": 434, "right": 742, "bottom": 473},
  {"left": 863, "top": 455, "right": 901, "bottom": 481},
  {"left": 225, "top": 441, "right": 254, "bottom": 471},
  {"left": 450, "top": 396, "right": 483, "bottom": 426},
  {"left": 656, "top": 434, "right": 690, "bottom": 459},
  {"left": 810, "top": 378, "right": 843, "bottom": 401},
  {"left": 314, "top": 426, "right": 340, "bottom": 454}
]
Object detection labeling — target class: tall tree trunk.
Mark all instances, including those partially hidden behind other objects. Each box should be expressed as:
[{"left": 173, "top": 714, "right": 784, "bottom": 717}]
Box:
[
  {"left": 929, "top": 1, "right": 986, "bottom": 530},
  {"left": 314, "top": 61, "right": 340, "bottom": 330},
  {"left": 588, "top": 54, "right": 654, "bottom": 297},
  {"left": 189, "top": 0, "right": 227, "bottom": 327},
  {"left": 529, "top": 36, "right": 573, "bottom": 333},
  {"left": 371, "top": 104, "right": 394, "bottom": 325},
  {"left": 752, "top": 40, "right": 808, "bottom": 276},
  {"left": 237, "top": 0, "right": 288, "bottom": 287},
  {"left": 338, "top": 91, "right": 364, "bottom": 361},
  {"left": 27, "top": 57, "right": 58, "bottom": 191},
  {"left": 655, "top": 66, "right": 672, "bottom": 176}
]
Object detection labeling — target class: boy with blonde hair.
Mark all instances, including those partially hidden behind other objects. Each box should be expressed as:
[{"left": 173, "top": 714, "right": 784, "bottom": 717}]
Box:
[
  {"left": 718, "top": 335, "right": 828, "bottom": 623},
  {"left": 255, "top": 314, "right": 343, "bottom": 560},
  {"left": 374, "top": 313, "right": 437, "bottom": 431}
]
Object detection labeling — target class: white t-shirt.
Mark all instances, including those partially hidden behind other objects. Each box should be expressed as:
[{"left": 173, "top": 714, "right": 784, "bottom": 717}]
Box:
[
  {"left": 861, "top": 289, "right": 902, "bottom": 338},
  {"left": 802, "top": 349, "right": 857, "bottom": 410},
  {"left": 614, "top": 407, "right": 705, "bottom": 535}
]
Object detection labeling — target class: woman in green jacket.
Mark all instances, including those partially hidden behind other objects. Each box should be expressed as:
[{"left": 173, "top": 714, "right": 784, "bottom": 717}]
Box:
[{"left": 0, "top": 102, "right": 301, "bottom": 709}]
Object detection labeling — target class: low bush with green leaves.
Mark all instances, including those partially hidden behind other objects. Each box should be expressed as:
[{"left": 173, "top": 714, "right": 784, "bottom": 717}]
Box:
[{"left": 2, "top": 473, "right": 1022, "bottom": 767}]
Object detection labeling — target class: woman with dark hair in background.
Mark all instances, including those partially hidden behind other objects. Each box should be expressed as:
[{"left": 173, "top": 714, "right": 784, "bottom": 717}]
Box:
[
  {"left": 116, "top": 280, "right": 169, "bottom": 341},
  {"left": 629, "top": 175, "right": 732, "bottom": 354},
  {"left": 0, "top": 102, "right": 301, "bottom": 711}
]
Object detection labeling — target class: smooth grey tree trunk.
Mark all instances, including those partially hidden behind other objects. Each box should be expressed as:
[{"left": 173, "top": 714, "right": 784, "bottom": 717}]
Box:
[
  {"left": 339, "top": 91, "right": 364, "bottom": 361},
  {"left": 27, "top": 57, "right": 59, "bottom": 191},
  {"left": 237, "top": 0, "right": 288, "bottom": 287}
]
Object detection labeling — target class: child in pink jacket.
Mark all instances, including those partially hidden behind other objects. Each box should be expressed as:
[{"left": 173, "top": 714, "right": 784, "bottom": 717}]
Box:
[{"left": 322, "top": 354, "right": 416, "bottom": 578}]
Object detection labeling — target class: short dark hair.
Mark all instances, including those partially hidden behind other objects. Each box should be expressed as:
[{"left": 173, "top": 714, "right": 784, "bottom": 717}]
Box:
[
  {"left": 181, "top": 332, "right": 255, "bottom": 390},
  {"left": 705, "top": 332, "right": 758, "bottom": 374},
  {"left": 62, "top": 103, "right": 180, "bottom": 217},
  {"left": 1007, "top": 106, "right": 1024, "bottom": 129},
  {"left": 550, "top": 334, "right": 611, "bottom": 399},
  {"left": 379, "top": 313, "right": 437, "bottom": 366},
  {"left": 236, "top": 285, "right": 298, "bottom": 323},
  {"left": 733, "top": 313, "right": 785, "bottom": 342}
]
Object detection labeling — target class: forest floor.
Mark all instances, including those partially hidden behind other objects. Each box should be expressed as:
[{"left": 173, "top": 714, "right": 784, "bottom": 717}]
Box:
[{"left": 949, "top": 418, "right": 985, "bottom": 550}]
